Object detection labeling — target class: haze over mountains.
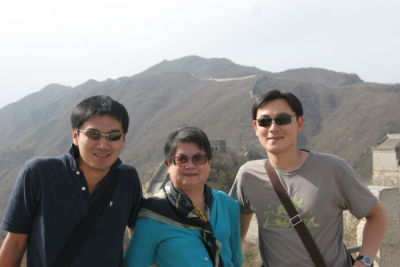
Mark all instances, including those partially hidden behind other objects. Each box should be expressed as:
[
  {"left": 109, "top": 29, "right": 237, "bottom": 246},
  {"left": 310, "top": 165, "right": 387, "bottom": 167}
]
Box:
[{"left": 1, "top": 55, "right": 399, "bottom": 220}]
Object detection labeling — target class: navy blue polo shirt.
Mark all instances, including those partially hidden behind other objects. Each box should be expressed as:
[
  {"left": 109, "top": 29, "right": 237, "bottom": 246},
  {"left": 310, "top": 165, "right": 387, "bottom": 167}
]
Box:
[{"left": 1, "top": 145, "right": 142, "bottom": 267}]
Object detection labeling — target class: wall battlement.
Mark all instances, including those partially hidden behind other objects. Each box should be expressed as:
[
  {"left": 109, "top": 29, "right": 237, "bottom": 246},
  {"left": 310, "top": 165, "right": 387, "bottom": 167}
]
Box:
[{"left": 358, "top": 133, "right": 400, "bottom": 267}]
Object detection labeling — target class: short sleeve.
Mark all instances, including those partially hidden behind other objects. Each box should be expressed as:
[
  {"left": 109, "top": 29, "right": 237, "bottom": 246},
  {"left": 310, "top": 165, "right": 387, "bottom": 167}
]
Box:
[
  {"left": 127, "top": 168, "right": 143, "bottom": 229},
  {"left": 229, "top": 164, "right": 253, "bottom": 214},
  {"left": 335, "top": 158, "right": 377, "bottom": 219},
  {"left": 1, "top": 162, "right": 40, "bottom": 234}
]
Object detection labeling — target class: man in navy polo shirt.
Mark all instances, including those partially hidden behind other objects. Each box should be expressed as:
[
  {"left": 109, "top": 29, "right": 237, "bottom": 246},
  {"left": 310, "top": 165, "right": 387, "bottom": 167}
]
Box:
[{"left": 0, "top": 95, "right": 142, "bottom": 267}]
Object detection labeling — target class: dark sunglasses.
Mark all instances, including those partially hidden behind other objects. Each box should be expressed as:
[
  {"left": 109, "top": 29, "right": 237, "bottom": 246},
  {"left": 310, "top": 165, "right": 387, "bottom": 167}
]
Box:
[
  {"left": 172, "top": 153, "right": 209, "bottom": 166},
  {"left": 78, "top": 129, "right": 123, "bottom": 141},
  {"left": 257, "top": 114, "right": 297, "bottom": 127}
]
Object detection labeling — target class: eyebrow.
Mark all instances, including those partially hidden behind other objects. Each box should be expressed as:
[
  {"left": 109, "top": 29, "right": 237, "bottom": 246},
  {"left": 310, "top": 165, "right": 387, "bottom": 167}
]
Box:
[
  {"left": 86, "top": 128, "right": 122, "bottom": 133},
  {"left": 176, "top": 152, "right": 206, "bottom": 156},
  {"left": 258, "top": 112, "right": 292, "bottom": 118}
]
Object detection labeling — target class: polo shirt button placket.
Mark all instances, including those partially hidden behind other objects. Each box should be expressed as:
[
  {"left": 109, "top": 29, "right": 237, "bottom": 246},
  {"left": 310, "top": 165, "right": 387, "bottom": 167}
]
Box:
[{"left": 74, "top": 170, "right": 88, "bottom": 196}]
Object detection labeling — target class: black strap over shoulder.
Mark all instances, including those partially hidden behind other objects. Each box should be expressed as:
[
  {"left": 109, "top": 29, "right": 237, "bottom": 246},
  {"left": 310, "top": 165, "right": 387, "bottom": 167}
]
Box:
[
  {"left": 265, "top": 160, "right": 327, "bottom": 267},
  {"left": 53, "top": 171, "right": 118, "bottom": 267}
]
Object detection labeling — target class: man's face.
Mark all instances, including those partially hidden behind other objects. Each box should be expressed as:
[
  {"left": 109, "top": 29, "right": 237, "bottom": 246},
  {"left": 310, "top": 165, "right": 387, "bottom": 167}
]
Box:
[
  {"left": 72, "top": 115, "right": 125, "bottom": 177},
  {"left": 253, "top": 98, "right": 304, "bottom": 156}
]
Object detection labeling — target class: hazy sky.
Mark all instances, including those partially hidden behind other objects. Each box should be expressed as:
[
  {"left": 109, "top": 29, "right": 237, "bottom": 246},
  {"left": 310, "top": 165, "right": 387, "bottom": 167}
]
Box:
[{"left": 1, "top": 0, "right": 399, "bottom": 108}]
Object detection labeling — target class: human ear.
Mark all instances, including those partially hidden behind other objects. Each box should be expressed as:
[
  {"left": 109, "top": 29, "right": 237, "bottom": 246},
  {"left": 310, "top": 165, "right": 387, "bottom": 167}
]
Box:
[
  {"left": 252, "top": 120, "right": 259, "bottom": 136},
  {"left": 296, "top": 116, "right": 305, "bottom": 133},
  {"left": 72, "top": 129, "right": 79, "bottom": 145}
]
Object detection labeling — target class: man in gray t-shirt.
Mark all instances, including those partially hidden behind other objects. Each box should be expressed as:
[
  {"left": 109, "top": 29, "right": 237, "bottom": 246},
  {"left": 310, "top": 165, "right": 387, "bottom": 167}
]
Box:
[{"left": 229, "top": 90, "right": 387, "bottom": 267}]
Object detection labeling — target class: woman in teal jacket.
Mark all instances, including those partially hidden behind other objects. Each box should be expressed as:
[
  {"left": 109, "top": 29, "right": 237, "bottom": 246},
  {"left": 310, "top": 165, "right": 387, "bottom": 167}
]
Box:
[{"left": 124, "top": 126, "right": 242, "bottom": 267}]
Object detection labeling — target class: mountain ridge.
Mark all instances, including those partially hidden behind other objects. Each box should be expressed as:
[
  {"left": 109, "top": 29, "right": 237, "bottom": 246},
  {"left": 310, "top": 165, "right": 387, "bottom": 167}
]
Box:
[
  {"left": 0, "top": 55, "right": 399, "bottom": 222},
  {"left": 137, "top": 55, "right": 266, "bottom": 79}
]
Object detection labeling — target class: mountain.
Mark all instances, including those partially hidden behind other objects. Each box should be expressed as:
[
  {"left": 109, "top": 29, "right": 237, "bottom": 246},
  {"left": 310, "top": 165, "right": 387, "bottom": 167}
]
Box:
[
  {"left": 138, "top": 55, "right": 265, "bottom": 78},
  {"left": 274, "top": 67, "right": 363, "bottom": 86},
  {"left": 0, "top": 55, "right": 399, "bottom": 222}
]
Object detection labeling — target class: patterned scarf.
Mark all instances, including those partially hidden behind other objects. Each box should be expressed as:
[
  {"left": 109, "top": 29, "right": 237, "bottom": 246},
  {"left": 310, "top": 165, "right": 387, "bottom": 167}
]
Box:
[{"left": 141, "top": 181, "right": 224, "bottom": 267}]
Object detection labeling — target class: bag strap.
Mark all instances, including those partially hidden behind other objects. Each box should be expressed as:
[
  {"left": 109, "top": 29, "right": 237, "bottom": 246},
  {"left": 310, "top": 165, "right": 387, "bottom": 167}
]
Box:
[
  {"left": 53, "top": 173, "right": 118, "bottom": 267},
  {"left": 265, "top": 160, "right": 327, "bottom": 267}
]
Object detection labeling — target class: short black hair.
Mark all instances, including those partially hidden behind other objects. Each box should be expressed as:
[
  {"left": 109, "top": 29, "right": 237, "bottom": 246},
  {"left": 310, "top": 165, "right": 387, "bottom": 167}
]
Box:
[
  {"left": 164, "top": 126, "right": 212, "bottom": 163},
  {"left": 70, "top": 95, "right": 129, "bottom": 133},
  {"left": 252, "top": 90, "right": 303, "bottom": 120}
]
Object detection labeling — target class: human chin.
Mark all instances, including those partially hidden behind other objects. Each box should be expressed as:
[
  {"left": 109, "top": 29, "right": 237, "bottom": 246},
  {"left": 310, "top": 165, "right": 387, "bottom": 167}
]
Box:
[
  {"left": 177, "top": 174, "right": 200, "bottom": 186},
  {"left": 90, "top": 154, "right": 117, "bottom": 169},
  {"left": 265, "top": 142, "right": 284, "bottom": 154},
  {"left": 90, "top": 163, "right": 112, "bottom": 172}
]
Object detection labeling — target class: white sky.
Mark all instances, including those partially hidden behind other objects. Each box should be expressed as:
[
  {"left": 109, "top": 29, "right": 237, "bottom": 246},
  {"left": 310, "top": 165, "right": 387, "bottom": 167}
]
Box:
[{"left": 1, "top": 0, "right": 399, "bottom": 108}]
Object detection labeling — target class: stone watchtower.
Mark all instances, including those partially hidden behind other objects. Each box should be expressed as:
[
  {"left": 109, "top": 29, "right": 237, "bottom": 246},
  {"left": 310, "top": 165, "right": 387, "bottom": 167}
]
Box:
[
  {"left": 210, "top": 140, "right": 227, "bottom": 153},
  {"left": 372, "top": 134, "right": 400, "bottom": 186},
  {"left": 364, "top": 133, "right": 400, "bottom": 267}
]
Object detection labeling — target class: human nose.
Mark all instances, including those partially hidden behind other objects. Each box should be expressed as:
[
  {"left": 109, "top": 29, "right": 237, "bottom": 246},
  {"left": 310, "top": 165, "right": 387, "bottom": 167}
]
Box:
[
  {"left": 183, "top": 158, "right": 196, "bottom": 168},
  {"left": 268, "top": 119, "right": 280, "bottom": 131},
  {"left": 97, "top": 136, "right": 110, "bottom": 147}
]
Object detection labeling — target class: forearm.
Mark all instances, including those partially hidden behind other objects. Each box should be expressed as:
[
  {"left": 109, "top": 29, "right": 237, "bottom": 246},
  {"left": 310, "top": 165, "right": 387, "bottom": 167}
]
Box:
[
  {"left": 0, "top": 232, "right": 28, "bottom": 267},
  {"left": 240, "top": 213, "right": 253, "bottom": 241},
  {"left": 355, "top": 204, "right": 387, "bottom": 266},
  {"left": 126, "top": 227, "right": 133, "bottom": 239}
]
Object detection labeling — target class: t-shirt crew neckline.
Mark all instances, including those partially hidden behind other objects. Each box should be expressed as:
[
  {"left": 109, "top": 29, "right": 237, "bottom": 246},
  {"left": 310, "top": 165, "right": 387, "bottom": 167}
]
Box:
[{"left": 273, "top": 150, "right": 312, "bottom": 176}]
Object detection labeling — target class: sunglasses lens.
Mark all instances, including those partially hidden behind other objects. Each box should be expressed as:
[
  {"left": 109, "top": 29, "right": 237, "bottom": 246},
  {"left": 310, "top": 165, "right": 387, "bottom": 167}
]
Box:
[
  {"left": 258, "top": 118, "right": 272, "bottom": 127},
  {"left": 108, "top": 132, "right": 122, "bottom": 141},
  {"left": 173, "top": 154, "right": 208, "bottom": 166},
  {"left": 85, "top": 129, "right": 102, "bottom": 139},
  {"left": 174, "top": 155, "right": 189, "bottom": 166},
  {"left": 192, "top": 154, "right": 208, "bottom": 165},
  {"left": 257, "top": 114, "right": 294, "bottom": 127},
  {"left": 81, "top": 129, "right": 122, "bottom": 141},
  {"left": 275, "top": 116, "right": 292, "bottom": 125}
]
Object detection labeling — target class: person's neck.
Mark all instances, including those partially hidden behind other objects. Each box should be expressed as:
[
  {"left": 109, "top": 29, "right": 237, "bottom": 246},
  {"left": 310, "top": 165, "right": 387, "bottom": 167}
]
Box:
[
  {"left": 267, "top": 149, "right": 309, "bottom": 171},
  {"left": 181, "top": 186, "right": 205, "bottom": 211}
]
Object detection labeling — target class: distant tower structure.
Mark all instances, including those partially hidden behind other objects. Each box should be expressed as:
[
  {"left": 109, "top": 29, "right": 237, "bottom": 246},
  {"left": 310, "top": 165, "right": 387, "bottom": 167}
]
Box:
[
  {"left": 210, "top": 140, "right": 227, "bottom": 153},
  {"left": 372, "top": 134, "right": 400, "bottom": 186},
  {"left": 366, "top": 133, "right": 400, "bottom": 267}
]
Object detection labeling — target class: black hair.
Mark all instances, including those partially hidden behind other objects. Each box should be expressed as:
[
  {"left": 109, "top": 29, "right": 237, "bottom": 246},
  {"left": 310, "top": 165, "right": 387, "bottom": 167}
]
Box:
[
  {"left": 164, "top": 126, "right": 212, "bottom": 163},
  {"left": 70, "top": 95, "right": 129, "bottom": 133},
  {"left": 251, "top": 90, "right": 303, "bottom": 120}
]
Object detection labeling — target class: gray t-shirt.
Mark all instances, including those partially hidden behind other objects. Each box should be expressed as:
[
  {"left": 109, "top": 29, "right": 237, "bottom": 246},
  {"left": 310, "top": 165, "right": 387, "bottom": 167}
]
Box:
[{"left": 229, "top": 151, "right": 377, "bottom": 267}]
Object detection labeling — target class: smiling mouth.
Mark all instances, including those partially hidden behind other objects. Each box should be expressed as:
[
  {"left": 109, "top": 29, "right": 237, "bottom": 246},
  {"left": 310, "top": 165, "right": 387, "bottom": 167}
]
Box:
[
  {"left": 94, "top": 152, "right": 112, "bottom": 158},
  {"left": 267, "top": 136, "right": 283, "bottom": 140},
  {"left": 184, "top": 173, "right": 198, "bottom": 176}
]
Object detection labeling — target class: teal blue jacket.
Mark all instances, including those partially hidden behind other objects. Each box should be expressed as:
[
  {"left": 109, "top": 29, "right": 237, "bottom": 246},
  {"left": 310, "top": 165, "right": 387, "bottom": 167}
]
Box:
[{"left": 124, "top": 189, "right": 243, "bottom": 267}]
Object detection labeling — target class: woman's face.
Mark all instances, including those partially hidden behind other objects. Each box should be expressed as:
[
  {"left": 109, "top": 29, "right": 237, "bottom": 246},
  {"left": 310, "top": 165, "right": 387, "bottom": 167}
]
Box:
[{"left": 166, "top": 142, "right": 211, "bottom": 192}]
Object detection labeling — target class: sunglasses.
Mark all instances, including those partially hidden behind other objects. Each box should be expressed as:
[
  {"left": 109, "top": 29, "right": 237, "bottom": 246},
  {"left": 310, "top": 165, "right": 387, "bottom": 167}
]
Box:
[
  {"left": 172, "top": 153, "right": 209, "bottom": 166},
  {"left": 257, "top": 114, "right": 297, "bottom": 127},
  {"left": 78, "top": 129, "right": 123, "bottom": 141}
]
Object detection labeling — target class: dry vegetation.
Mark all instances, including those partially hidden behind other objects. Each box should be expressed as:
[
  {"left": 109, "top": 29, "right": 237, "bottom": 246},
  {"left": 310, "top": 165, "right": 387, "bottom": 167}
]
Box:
[
  {"left": 207, "top": 152, "right": 249, "bottom": 193},
  {"left": 242, "top": 241, "right": 262, "bottom": 266}
]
